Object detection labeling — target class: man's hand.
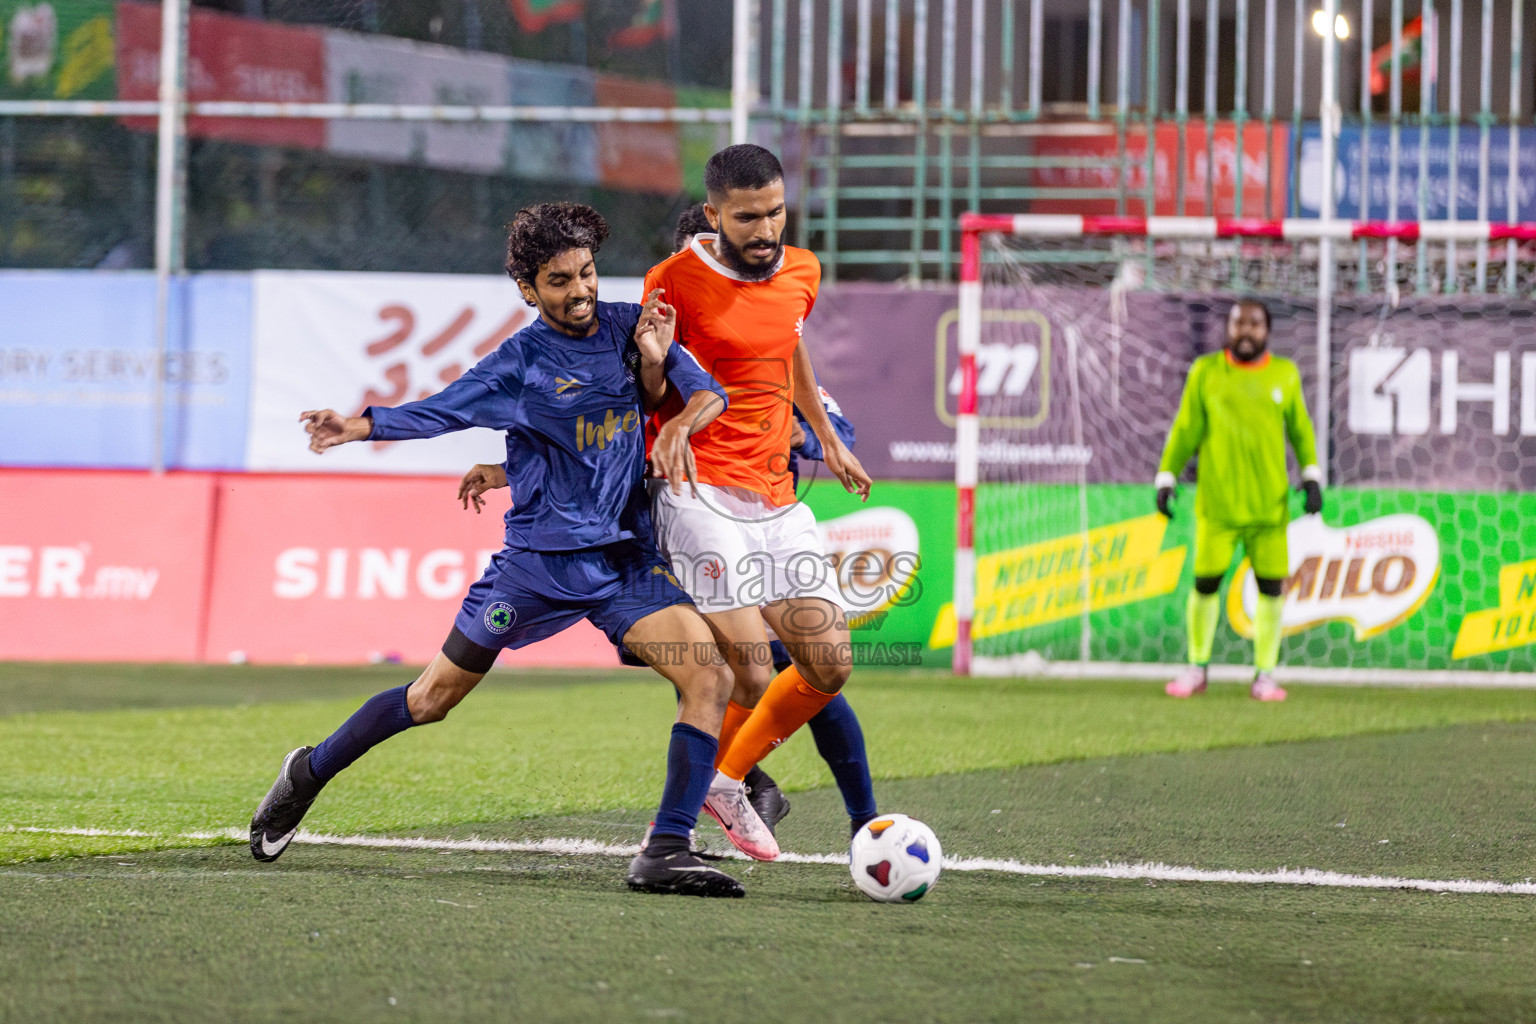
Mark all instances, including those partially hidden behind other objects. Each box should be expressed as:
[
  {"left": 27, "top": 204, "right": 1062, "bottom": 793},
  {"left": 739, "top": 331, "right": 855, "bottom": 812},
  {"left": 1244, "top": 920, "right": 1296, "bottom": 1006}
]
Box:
[
  {"left": 789, "top": 419, "right": 806, "bottom": 450},
  {"left": 1156, "top": 486, "right": 1176, "bottom": 519},
  {"left": 300, "top": 409, "right": 371, "bottom": 453},
  {"left": 458, "top": 463, "right": 508, "bottom": 514},
  {"left": 651, "top": 419, "right": 699, "bottom": 497},
  {"left": 1302, "top": 480, "right": 1323, "bottom": 516},
  {"left": 634, "top": 288, "right": 677, "bottom": 367},
  {"left": 821, "top": 439, "right": 872, "bottom": 501}
]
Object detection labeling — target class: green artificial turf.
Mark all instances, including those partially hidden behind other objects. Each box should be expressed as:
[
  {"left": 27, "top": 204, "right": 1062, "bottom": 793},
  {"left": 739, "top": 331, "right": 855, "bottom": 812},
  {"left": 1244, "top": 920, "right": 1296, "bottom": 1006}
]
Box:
[
  {"left": 4, "top": 666, "right": 1536, "bottom": 864},
  {"left": 3, "top": 710, "right": 1536, "bottom": 1023}
]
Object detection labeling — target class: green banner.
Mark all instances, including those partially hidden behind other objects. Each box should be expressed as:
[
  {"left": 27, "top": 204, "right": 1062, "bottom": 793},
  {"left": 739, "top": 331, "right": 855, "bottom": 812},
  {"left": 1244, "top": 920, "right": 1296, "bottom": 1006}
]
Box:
[
  {"left": 674, "top": 87, "right": 730, "bottom": 203},
  {"left": 0, "top": 0, "right": 115, "bottom": 100},
  {"left": 806, "top": 479, "right": 1536, "bottom": 673}
]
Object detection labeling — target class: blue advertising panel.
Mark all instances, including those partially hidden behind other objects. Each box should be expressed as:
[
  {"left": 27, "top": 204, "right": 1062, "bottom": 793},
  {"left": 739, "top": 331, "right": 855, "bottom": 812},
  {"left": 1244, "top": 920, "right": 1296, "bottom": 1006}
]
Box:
[
  {"left": 0, "top": 272, "right": 251, "bottom": 469},
  {"left": 505, "top": 59, "right": 601, "bottom": 185},
  {"left": 1296, "top": 122, "right": 1536, "bottom": 220}
]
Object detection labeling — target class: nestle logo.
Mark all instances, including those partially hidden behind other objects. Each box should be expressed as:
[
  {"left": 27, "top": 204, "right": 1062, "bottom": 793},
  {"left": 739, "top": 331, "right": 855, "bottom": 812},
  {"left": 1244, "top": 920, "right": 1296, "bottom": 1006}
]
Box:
[{"left": 1344, "top": 530, "right": 1416, "bottom": 552}]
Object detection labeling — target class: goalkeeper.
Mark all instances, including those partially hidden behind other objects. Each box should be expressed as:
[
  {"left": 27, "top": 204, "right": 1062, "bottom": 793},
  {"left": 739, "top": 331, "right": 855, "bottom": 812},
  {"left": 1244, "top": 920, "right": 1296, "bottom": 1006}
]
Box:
[{"left": 1156, "top": 299, "right": 1322, "bottom": 702}]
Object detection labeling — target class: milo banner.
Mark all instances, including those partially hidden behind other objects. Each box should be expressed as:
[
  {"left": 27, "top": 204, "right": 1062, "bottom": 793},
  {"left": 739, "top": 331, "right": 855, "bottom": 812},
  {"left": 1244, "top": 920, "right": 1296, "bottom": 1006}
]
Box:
[
  {"left": 801, "top": 478, "right": 1536, "bottom": 673},
  {"left": 807, "top": 286, "right": 1536, "bottom": 492},
  {"left": 800, "top": 480, "right": 953, "bottom": 669}
]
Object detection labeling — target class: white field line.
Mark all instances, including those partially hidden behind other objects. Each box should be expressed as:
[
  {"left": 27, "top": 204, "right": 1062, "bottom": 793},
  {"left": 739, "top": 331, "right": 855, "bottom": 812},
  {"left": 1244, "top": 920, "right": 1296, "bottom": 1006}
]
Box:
[
  {"left": 12, "top": 826, "right": 157, "bottom": 838},
  {"left": 9, "top": 825, "right": 1536, "bottom": 895}
]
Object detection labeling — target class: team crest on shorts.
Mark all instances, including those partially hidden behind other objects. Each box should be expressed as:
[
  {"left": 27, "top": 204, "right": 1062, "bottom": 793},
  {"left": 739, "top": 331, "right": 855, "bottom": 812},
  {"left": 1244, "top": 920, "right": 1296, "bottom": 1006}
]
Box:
[{"left": 484, "top": 602, "right": 517, "bottom": 634}]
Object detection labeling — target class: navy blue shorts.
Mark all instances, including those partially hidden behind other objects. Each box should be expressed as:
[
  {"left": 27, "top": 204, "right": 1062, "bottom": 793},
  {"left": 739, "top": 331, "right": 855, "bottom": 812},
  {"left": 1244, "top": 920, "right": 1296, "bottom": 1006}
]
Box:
[{"left": 452, "top": 541, "right": 693, "bottom": 658}]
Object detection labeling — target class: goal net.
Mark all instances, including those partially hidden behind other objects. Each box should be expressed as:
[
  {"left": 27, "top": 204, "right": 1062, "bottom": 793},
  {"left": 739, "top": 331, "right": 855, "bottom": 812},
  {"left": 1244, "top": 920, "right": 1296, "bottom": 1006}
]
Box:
[{"left": 950, "top": 214, "right": 1536, "bottom": 684}]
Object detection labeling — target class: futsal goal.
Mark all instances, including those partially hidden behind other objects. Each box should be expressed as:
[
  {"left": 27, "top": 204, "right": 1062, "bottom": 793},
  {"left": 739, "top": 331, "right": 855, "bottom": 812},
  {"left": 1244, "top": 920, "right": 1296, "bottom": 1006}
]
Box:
[{"left": 950, "top": 213, "right": 1536, "bottom": 686}]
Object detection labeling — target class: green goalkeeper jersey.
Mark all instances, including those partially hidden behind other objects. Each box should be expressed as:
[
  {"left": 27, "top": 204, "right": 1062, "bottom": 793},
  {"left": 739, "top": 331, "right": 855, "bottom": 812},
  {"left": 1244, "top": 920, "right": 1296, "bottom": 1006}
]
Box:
[{"left": 1157, "top": 350, "right": 1320, "bottom": 527}]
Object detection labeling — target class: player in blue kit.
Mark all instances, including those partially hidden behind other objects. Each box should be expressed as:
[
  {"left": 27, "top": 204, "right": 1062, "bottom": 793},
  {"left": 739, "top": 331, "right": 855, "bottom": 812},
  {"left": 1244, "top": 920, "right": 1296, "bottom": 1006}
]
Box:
[
  {"left": 248, "top": 202, "right": 767, "bottom": 898},
  {"left": 454, "top": 378, "right": 877, "bottom": 848},
  {"left": 454, "top": 204, "right": 880, "bottom": 848}
]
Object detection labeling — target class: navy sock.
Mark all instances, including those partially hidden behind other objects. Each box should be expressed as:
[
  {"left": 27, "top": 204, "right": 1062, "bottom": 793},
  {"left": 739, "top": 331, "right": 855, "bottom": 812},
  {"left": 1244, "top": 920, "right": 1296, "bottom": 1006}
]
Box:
[
  {"left": 807, "top": 695, "right": 877, "bottom": 823},
  {"left": 308, "top": 684, "right": 417, "bottom": 782},
  {"left": 651, "top": 722, "right": 718, "bottom": 839}
]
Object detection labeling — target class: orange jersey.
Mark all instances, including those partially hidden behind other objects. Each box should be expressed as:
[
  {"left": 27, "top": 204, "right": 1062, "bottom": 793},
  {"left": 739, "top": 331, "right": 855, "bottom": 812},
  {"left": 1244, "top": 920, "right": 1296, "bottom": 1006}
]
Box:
[{"left": 644, "top": 236, "right": 820, "bottom": 507}]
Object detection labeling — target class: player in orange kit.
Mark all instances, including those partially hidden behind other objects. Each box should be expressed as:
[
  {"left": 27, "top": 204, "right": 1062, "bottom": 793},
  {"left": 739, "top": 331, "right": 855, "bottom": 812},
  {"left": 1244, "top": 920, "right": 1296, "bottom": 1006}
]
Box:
[{"left": 643, "top": 145, "right": 874, "bottom": 860}]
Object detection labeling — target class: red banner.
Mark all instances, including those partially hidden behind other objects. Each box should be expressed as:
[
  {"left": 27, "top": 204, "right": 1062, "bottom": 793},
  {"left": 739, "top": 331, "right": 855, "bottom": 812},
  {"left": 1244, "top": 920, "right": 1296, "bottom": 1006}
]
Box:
[
  {"left": 201, "top": 474, "right": 619, "bottom": 667},
  {"left": 593, "top": 75, "right": 682, "bottom": 195},
  {"left": 1031, "top": 120, "right": 1290, "bottom": 218},
  {"left": 116, "top": 1, "right": 327, "bottom": 149},
  {"left": 508, "top": 0, "right": 586, "bottom": 34},
  {"left": 0, "top": 470, "right": 628, "bottom": 666},
  {"left": 0, "top": 470, "right": 216, "bottom": 661}
]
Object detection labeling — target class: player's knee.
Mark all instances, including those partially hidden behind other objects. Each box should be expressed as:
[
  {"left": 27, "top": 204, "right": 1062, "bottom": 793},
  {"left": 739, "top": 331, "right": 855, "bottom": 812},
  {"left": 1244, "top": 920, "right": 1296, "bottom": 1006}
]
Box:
[
  {"left": 730, "top": 659, "right": 773, "bottom": 702},
  {"left": 675, "top": 661, "right": 733, "bottom": 719},
  {"left": 705, "top": 663, "right": 734, "bottom": 707},
  {"left": 412, "top": 702, "right": 450, "bottom": 725},
  {"left": 407, "top": 672, "right": 473, "bottom": 724},
  {"left": 801, "top": 657, "right": 851, "bottom": 694},
  {"left": 1193, "top": 575, "right": 1223, "bottom": 595},
  {"left": 1254, "top": 576, "right": 1285, "bottom": 598},
  {"left": 408, "top": 685, "right": 455, "bottom": 724},
  {"left": 687, "top": 658, "right": 733, "bottom": 700}
]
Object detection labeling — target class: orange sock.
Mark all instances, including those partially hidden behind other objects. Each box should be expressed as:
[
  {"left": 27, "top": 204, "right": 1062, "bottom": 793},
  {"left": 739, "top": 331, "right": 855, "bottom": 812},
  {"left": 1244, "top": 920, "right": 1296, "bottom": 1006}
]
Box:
[
  {"left": 718, "top": 666, "right": 837, "bottom": 781},
  {"left": 714, "top": 700, "right": 753, "bottom": 769}
]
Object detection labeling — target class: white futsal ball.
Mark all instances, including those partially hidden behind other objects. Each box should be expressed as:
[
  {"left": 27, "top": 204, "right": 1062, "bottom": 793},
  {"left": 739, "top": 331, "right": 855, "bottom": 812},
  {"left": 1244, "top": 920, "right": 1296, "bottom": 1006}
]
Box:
[{"left": 849, "top": 813, "right": 942, "bottom": 903}]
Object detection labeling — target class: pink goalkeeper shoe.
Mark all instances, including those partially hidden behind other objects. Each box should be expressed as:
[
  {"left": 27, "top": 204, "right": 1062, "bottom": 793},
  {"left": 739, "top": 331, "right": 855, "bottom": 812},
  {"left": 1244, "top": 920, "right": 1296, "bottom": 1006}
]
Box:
[
  {"left": 1250, "top": 673, "right": 1287, "bottom": 701},
  {"left": 1165, "top": 665, "right": 1208, "bottom": 698}
]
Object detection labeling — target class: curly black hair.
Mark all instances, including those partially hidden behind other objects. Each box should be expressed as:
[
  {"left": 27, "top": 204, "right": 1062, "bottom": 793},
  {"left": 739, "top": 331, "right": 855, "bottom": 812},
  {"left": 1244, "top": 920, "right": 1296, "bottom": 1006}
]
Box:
[
  {"left": 672, "top": 203, "right": 713, "bottom": 251},
  {"left": 504, "top": 202, "right": 610, "bottom": 288}
]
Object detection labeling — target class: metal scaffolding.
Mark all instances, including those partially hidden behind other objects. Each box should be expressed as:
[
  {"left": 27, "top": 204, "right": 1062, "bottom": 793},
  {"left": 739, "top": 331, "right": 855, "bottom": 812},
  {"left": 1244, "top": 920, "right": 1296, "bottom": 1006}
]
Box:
[{"left": 737, "top": 0, "right": 1536, "bottom": 283}]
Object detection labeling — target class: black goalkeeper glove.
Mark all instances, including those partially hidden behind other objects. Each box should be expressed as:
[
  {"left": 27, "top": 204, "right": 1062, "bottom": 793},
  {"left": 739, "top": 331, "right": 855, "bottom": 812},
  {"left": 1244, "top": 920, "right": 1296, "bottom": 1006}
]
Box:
[
  {"left": 1302, "top": 480, "right": 1323, "bottom": 516},
  {"left": 1156, "top": 486, "right": 1175, "bottom": 519}
]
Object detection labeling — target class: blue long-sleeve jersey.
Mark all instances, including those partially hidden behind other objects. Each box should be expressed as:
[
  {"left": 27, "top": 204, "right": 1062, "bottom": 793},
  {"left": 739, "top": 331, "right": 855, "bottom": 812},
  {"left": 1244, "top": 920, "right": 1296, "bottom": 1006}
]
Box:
[
  {"left": 367, "top": 301, "right": 725, "bottom": 553},
  {"left": 789, "top": 381, "right": 856, "bottom": 486}
]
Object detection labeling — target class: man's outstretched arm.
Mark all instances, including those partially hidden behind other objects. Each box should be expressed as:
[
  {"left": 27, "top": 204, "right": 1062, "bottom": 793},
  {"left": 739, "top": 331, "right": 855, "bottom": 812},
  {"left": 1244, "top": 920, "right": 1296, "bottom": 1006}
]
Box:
[
  {"left": 301, "top": 352, "right": 518, "bottom": 453},
  {"left": 300, "top": 409, "right": 373, "bottom": 452}
]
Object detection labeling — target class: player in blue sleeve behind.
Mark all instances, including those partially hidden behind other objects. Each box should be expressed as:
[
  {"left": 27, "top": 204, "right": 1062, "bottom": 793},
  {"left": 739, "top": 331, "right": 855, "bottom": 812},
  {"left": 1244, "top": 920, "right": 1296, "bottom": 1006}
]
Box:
[{"left": 248, "top": 202, "right": 773, "bottom": 898}]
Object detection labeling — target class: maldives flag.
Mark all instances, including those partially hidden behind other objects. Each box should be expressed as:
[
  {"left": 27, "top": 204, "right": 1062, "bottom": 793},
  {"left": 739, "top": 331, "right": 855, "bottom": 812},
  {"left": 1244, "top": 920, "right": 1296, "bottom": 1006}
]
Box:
[
  {"left": 509, "top": 0, "right": 585, "bottom": 33},
  {"left": 1369, "top": 15, "right": 1426, "bottom": 96},
  {"left": 608, "top": 0, "right": 674, "bottom": 50}
]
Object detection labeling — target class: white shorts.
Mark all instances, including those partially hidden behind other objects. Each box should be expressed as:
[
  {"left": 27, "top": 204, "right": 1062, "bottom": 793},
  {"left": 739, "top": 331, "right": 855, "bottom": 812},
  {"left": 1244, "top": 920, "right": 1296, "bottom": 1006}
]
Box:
[{"left": 648, "top": 480, "right": 846, "bottom": 614}]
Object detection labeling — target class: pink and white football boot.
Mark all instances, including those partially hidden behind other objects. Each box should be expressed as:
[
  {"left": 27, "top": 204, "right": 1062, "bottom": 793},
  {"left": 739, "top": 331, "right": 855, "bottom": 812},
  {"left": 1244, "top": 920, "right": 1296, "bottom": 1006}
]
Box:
[
  {"left": 1164, "top": 665, "right": 1208, "bottom": 698},
  {"left": 1250, "top": 673, "right": 1288, "bottom": 702},
  {"left": 702, "top": 771, "right": 780, "bottom": 861}
]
